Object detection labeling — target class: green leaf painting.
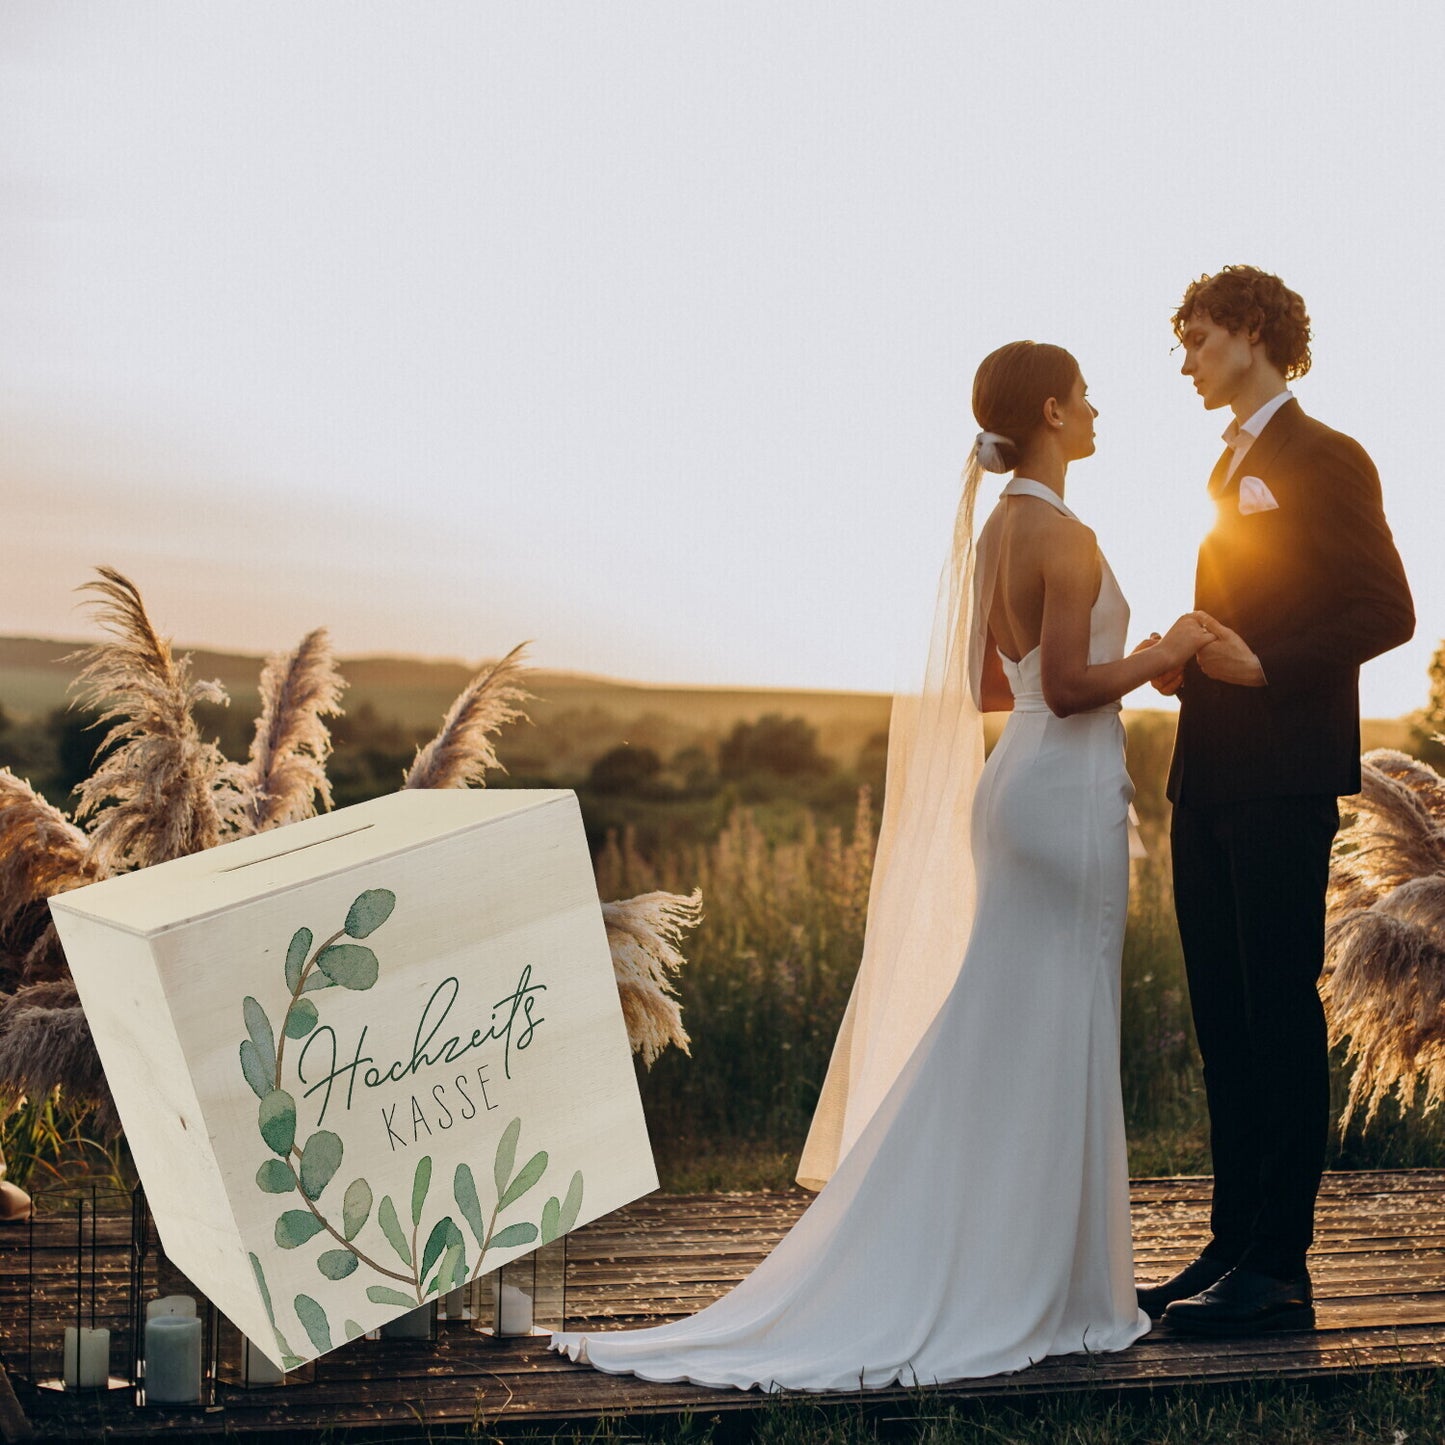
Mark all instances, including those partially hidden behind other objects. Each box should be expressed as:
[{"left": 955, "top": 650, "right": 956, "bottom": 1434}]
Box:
[
  {"left": 300, "top": 970, "right": 336, "bottom": 994},
  {"left": 317, "top": 1249, "right": 359, "bottom": 1281},
  {"left": 294, "top": 1294, "right": 332, "bottom": 1354},
  {"left": 367, "top": 1285, "right": 415, "bottom": 1308},
  {"left": 453, "top": 1163, "right": 485, "bottom": 1247},
  {"left": 239, "top": 1040, "right": 271, "bottom": 1100},
  {"left": 314, "top": 942, "right": 379, "bottom": 991},
  {"left": 411, "top": 1155, "right": 432, "bottom": 1227},
  {"left": 344, "top": 1319, "right": 364, "bottom": 1342},
  {"left": 498, "top": 1150, "right": 547, "bottom": 1212},
  {"left": 284, "top": 926, "right": 313, "bottom": 994},
  {"left": 299, "top": 1130, "right": 343, "bottom": 1201},
  {"left": 243, "top": 996, "right": 276, "bottom": 1076},
  {"left": 490, "top": 1221, "right": 539, "bottom": 1250},
  {"left": 540, "top": 1195, "right": 561, "bottom": 1246},
  {"left": 256, "top": 1159, "right": 296, "bottom": 1194},
  {"left": 378, "top": 1195, "right": 412, "bottom": 1266},
  {"left": 345, "top": 888, "right": 396, "bottom": 939},
  {"left": 342, "top": 1179, "right": 372, "bottom": 1241},
  {"left": 275, "top": 1211, "right": 326, "bottom": 1249},
  {"left": 493, "top": 1117, "right": 520, "bottom": 1199},
  {"left": 559, "top": 1170, "right": 584, "bottom": 1236},
  {"left": 283, "top": 998, "right": 319, "bottom": 1039},
  {"left": 258, "top": 1090, "right": 297, "bottom": 1157}
]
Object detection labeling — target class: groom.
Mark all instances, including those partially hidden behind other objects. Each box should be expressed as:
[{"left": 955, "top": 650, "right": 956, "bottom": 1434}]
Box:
[{"left": 1139, "top": 266, "right": 1414, "bottom": 1334}]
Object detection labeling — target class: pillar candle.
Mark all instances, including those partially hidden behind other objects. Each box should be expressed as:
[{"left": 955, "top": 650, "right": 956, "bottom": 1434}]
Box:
[
  {"left": 146, "top": 1294, "right": 197, "bottom": 1319},
  {"left": 498, "top": 1284, "right": 533, "bottom": 1335},
  {"left": 144, "top": 1315, "right": 202, "bottom": 1404},
  {"left": 63, "top": 1326, "right": 110, "bottom": 1389}
]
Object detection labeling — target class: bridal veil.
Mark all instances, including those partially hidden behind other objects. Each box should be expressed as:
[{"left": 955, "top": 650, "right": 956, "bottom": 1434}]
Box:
[{"left": 797, "top": 442, "right": 1000, "bottom": 1189}]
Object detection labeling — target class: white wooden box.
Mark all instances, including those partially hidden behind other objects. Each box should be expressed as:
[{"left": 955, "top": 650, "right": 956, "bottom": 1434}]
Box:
[{"left": 49, "top": 790, "right": 657, "bottom": 1368}]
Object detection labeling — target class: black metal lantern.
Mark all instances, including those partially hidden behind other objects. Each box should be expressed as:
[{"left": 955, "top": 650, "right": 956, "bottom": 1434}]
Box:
[
  {"left": 20, "top": 1183, "right": 133, "bottom": 1394},
  {"left": 129, "top": 1185, "right": 220, "bottom": 1407}
]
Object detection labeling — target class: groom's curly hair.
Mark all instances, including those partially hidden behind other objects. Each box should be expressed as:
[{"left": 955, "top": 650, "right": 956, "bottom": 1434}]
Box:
[{"left": 1173, "top": 266, "right": 1312, "bottom": 380}]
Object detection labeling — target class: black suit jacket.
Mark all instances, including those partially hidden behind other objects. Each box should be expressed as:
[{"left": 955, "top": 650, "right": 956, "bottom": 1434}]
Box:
[{"left": 1167, "top": 398, "right": 1414, "bottom": 807}]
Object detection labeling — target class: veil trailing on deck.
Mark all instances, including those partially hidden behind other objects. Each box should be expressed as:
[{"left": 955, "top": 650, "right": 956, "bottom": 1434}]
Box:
[{"left": 797, "top": 441, "right": 1003, "bottom": 1190}]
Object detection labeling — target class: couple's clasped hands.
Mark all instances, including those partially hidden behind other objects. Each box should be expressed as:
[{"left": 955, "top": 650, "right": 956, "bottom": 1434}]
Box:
[{"left": 1132, "top": 612, "right": 1267, "bottom": 694}]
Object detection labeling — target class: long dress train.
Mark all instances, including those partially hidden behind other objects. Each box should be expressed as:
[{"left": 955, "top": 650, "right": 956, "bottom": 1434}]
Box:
[{"left": 551, "top": 476, "right": 1150, "bottom": 1389}]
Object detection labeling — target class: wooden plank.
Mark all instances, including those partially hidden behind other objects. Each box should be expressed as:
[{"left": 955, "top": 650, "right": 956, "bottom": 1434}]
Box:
[{"left": 9, "top": 1171, "right": 1445, "bottom": 1438}]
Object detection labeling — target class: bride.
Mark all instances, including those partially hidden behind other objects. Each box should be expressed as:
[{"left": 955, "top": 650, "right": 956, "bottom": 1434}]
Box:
[{"left": 552, "top": 341, "right": 1214, "bottom": 1389}]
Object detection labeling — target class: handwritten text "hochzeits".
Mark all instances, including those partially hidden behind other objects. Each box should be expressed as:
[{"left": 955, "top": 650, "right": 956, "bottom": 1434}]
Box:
[{"left": 296, "top": 966, "right": 546, "bottom": 1127}]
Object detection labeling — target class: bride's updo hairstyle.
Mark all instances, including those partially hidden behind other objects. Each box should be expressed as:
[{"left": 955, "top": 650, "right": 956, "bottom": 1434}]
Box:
[{"left": 971, "top": 341, "right": 1081, "bottom": 474}]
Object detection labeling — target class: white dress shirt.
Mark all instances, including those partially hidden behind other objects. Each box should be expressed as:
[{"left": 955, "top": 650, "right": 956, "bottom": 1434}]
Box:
[{"left": 1222, "top": 388, "right": 1293, "bottom": 483}]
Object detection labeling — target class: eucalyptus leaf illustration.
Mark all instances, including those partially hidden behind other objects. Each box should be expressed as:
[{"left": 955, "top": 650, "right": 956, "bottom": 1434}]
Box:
[
  {"left": 367, "top": 1285, "right": 415, "bottom": 1308},
  {"left": 344, "top": 1319, "right": 364, "bottom": 1342},
  {"left": 258, "top": 1089, "right": 297, "bottom": 1157},
  {"left": 250, "top": 1252, "right": 302, "bottom": 1369},
  {"left": 559, "top": 1170, "right": 585, "bottom": 1236},
  {"left": 243, "top": 996, "right": 276, "bottom": 1076},
  {"left": 490, "top": 1221, "right": 538, "bottom": 1250},
  {"left": 283, "top": 998, "right": 319, "bottom": 1039},
  {"left": 284, "top": 926, "right": 313, "bottom": 994},
  {"left": 342, "top": 1178, "right": 373, "bottom": 1241},
  {"left": 411, "top": 1155, "right": 432, "bottom": 1227},
  {"left": 317, "top": 1249, "right": 359, "bottom": 1281},
  {"left": 250, "top": 1252, "right": 277, "bottom": 1325},
  {"left": 378, "top": 1194, "right": 412, "bottom": 1266},
  {"left": 300, "top": 970, "right": 336, "bottom": 994},
  {"left": 315, "top": 942, "right": 378, "bottom": 991},
  {"left": 420, "top": 1216, "right": 464, "bottom": 1286},
  {"left": 299, "top": 1130, "right": 343, "bottom": 1200},
  {"left": 498, "top": 1150, "right": 547, "bottom": 1212},
  {"left": 239, "top": 1040, "right": 271, "bottom": 1100},
  {"left": 275, "top": 1211, "right": 326, "bottom": 1249},
  {"left": 345, "top": 887, "right": 396, "bottom": 939},
  {"left": 453, "top": 1163, "right": 485, "bottom": 1247},
  {"left": 294, "top": 1294, "right": 332, "bottom": 1354},
  {"left": 540, "top": 1196, "right": 561, "bottom": 1246},
  {"left": 256, "top": 1159, "right": 296, "bottom": 1194},
  {"left": 493, "top": 1117, "right": 521, "bottom": 1198},
  {"left": 437, "top": 1236, "right": 467, "bottom": 1295}
]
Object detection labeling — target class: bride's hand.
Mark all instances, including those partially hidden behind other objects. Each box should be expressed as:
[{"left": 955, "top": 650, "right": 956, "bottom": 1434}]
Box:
[
  {"left": 1157, "top": 612, "right": 1215, "bottom": 670},
  {"left": 1132, "top": 632, "right": 1186, "bottom": 695}
]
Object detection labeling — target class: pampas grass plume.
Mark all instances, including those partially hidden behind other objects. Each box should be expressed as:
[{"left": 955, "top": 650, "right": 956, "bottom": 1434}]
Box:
[
  {"left": 404, "top": 643, "right": 530, "bottom": 791},
  {"left": 603, "top": 888, "right": 703, "bottom": 1066}
]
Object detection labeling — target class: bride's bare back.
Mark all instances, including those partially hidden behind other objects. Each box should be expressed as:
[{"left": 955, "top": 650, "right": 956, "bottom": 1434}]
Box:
[{"left": 982, "top": 493, "right": 1100, "bottom": 665}]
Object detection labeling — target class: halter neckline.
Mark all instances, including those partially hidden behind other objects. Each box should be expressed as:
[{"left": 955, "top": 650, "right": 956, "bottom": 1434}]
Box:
[{"left": 1001, "top": 475, "right": 1077, "bottom": 522}]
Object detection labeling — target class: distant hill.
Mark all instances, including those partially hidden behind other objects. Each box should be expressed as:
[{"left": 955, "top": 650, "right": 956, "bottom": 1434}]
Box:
[
  {"left": 0, "top": 635, "right": 896, "bottom": 777},
  {"left": 0, "top": 635, "right": 1411, "bottom": 780}
]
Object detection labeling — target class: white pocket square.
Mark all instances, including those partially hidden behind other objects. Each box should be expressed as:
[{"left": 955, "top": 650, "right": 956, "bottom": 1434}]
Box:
[{"left": 1237, "top": 475, "right": 1280, "bottom": 514}]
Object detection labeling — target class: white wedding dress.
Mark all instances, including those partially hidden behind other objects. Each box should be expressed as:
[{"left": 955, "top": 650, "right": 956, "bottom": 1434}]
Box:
[{"left": 552, "top": 476, "right": 1150, "bottom": 1390}]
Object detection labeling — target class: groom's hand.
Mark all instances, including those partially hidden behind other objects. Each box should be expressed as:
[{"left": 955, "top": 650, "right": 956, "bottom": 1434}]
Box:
[{"left": 1194, "top": 612, "right": 1267, "bottom": 687}]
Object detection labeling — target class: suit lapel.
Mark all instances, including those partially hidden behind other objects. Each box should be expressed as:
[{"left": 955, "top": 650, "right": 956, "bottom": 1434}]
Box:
[
  {"left": 1232, "top": 397, "right": 1304, "bottom": 484},
  {"left": 1207, "top": 447, "right": 1234, "bottom": 499}
]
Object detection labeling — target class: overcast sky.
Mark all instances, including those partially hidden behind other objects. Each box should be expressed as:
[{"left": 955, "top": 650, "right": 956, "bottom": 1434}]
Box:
[{"left": 3, "top": 2, "right": 1440, "bottom": 716}]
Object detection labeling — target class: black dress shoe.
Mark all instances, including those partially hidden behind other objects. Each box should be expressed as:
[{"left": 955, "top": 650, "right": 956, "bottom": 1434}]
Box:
[
  {"left": 1136, "top": 1253, "right": 1235, "bottom": 1318},
  {"left": 1163, "top": 1266, "right": 1315, "bottom": 1336}
]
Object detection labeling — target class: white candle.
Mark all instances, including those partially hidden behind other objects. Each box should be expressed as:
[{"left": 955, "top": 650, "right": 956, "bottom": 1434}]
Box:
[
  {"left": 441, "top": 1285, "right": 472, "bottom": 1321},
  {"left": 146, "top": 1294, "right": 197, "bottom": 1319},
  {"left": 498, "top": 1284, "right": 533, "bottom": 1335},
  {"left": 242, "top": 1337, "right": 284, "bottom": 1386},
  {"left": 145, "top": 1315, "right": 202, "bottom": 1404},
  {"left": 63, "top": 1326, "right": 110, "bottom": 1389}
]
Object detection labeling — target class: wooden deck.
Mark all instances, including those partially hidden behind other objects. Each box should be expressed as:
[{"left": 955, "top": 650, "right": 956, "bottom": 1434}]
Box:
[{"left": 3, "top": 1171, "right": 1445, "bottom": 1440}]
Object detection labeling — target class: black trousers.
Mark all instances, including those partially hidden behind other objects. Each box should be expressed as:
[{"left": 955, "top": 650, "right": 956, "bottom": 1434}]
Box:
[{"left": 1170, "top": 794, "right": 1340, "bottom": 1278}]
